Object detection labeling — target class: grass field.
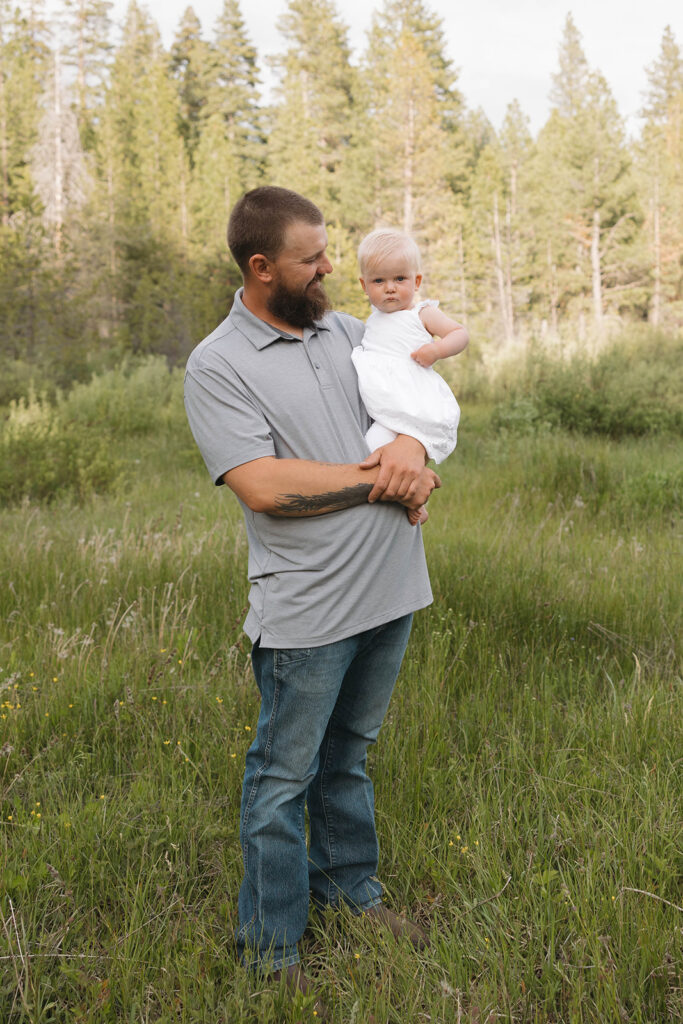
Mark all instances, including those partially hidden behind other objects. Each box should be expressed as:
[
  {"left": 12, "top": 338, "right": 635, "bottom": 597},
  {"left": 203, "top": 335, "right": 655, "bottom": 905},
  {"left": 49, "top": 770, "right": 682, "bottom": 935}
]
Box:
[{"left": 0, "top": 403, "right": 681, "bottom": 1023}]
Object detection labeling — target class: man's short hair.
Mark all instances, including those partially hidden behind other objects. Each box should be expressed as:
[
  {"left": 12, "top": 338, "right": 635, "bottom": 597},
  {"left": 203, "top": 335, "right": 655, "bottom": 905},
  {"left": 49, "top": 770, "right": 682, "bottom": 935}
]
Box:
[
  {"left": 228, "top": 186, "right": 324, "bottom": 275},
  {"left": 358, "top": 228, "right": 422, "bottom": 277}
]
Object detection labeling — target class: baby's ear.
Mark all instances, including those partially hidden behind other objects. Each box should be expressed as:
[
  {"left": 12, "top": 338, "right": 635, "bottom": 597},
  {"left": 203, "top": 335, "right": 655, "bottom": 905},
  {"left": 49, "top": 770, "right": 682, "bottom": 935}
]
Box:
[
  {"left": 415, "top": 273, "right": 423, "bottom": 290},
  {"left": 359, "top": 277, "right": 368, "bottom": 294}
]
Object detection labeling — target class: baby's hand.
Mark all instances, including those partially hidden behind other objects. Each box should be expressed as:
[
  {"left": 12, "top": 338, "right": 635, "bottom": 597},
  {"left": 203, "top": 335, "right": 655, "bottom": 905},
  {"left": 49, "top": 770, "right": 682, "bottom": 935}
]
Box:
[
  {"left": 410, "top": 344, "right": 438, "bottom": 368},
  {"left": 406, "top": 505, "right": 429, "bottom": 526}
]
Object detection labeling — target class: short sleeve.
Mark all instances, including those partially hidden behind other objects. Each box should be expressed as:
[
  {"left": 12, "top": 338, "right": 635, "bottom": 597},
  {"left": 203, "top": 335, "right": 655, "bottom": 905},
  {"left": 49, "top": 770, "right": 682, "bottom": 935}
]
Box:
[
  {"left": 416, "top": 299, "right": 439, "bottom": 311},
  {"left": 184, "top": 363, "right": 276, "bottom": 485}
]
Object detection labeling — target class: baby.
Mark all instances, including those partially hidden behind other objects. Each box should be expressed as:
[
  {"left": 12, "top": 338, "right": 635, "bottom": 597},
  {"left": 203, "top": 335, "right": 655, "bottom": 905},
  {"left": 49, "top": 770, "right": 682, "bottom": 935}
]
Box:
[{"left": 352, "top": 228, "right": 468, "bottom": 524}]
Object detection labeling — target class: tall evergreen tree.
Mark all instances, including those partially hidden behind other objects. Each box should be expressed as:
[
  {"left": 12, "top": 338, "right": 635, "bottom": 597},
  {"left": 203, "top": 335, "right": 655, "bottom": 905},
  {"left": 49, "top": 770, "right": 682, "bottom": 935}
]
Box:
[
  {"left": 176, "top": 0, "right": 263, "bottom": 264},
  {"left": 360, "top": 0, "right": 466, "bottom": 307},
  {"left": 638, "top": 26, "right": 683, "bottom": 324},
  {"left": 208, "top": 0, "right": 263, "bottom": 188},
  {"left": 61, "top": 0, "right": 112, "bottom": 144},
  {"left": 267, "top": 0, "right": 354, "bottom": 216},
  {"left": 548, "top": 12, "right": 590, "bottom": 119},
  {"left": 532, "top": 16, "right": 642, "bottom": 327},
  {"left": 641, "top": 25, "right": 683, "bottom": 126},
  {"left": 170, "top": 7, "right": 213, "bottom": 161},
  {"left": 0, "top": 0, "right": 59, "bottom": 369},
  {"left": 0, "top": 0, "right": 51, "bottom": 221},
  {"left": 266, "top": 0, "right": 360, "bottom": 310},
  {"left": 94, "top": 2, "right": 194, "bottom": 353}
]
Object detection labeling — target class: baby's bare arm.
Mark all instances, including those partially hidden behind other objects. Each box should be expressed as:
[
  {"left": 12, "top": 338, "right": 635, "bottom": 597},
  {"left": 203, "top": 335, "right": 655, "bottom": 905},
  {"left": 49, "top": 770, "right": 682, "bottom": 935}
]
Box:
[{"left": 412, "top": 306, "right": 469, "bottom": 367}]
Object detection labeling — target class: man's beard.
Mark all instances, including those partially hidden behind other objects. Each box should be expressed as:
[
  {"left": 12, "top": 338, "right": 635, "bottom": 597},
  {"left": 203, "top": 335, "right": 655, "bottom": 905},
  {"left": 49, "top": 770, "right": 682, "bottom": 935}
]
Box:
[{"left": 267, "top": 275, "right": 331, "bottom": 329}]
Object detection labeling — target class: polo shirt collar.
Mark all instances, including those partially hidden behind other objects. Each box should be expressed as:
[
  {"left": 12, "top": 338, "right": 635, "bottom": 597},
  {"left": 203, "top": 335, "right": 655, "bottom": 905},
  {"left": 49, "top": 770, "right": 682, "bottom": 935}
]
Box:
[{"left": 229, "top": 287, "right": 331, "bottom": 350}]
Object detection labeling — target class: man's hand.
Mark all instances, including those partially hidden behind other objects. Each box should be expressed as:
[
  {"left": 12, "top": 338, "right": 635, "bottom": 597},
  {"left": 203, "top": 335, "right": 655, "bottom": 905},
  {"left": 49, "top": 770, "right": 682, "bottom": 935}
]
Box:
[
  {"left": 360, "top": 434, "right": 440, "bottom": 504},
  {"left": 410, "top": 344, "right": 439, "bottom": 368}
]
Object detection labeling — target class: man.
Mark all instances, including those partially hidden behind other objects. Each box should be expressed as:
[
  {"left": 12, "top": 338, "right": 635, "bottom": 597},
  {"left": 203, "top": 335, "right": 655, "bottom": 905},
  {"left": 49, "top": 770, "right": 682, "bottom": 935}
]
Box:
[{"left": 184, "top": 187, "right": 439, "bottom": 1013}]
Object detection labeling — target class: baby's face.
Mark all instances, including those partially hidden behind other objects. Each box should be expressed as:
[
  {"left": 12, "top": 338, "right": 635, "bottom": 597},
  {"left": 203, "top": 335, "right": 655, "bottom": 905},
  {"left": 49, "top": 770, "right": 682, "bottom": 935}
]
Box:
[{"left": 360, "top": 255, "right": 422, "bottom": 313}]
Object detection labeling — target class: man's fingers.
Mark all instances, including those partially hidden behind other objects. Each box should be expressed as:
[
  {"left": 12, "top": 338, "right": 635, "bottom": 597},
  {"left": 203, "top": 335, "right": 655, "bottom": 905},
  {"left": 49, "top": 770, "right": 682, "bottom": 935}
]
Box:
[
  {"left": 370, "top": 466, "right": 411, "bottom": 503},
  {"left": 368, "top": 464, "right": 392, "bottom": 502},
  {"left": 359, "top": 449, "right": 382, "bottom": 469}
]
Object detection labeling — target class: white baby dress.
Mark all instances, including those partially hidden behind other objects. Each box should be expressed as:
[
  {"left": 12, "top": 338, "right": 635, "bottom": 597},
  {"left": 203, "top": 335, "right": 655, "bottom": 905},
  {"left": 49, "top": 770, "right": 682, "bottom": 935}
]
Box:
[{"left": 351, "top": 300, "right": 460, "bottom": 464}]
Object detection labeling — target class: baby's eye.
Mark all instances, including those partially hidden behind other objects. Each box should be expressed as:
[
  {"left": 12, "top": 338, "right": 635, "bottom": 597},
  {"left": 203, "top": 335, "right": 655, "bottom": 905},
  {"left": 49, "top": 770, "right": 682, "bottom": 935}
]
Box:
[
  {"left": 372, "top": 278, "right": 384, "bottom": 284},
  {"left": 396, "top": 276, "right": 407, "bottom": 282}
]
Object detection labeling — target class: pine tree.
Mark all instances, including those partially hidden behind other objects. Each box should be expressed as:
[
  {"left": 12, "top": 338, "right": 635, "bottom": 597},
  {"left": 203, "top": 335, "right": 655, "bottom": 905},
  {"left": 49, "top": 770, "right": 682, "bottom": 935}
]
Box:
[
  {"left": 532, "top": 16, "right": 642, "bottom": 328},
  {"left": 548, "top": 13, "right": 590, "bottom": 119},
  {"left": 0, "top": 0, "right": 57, "bottom": 368},
  {"left": 61, "top": 0, "right": 112, "bottom": 144},
  {"left": 638, "top": 26, "right": 683, "bottom": 325},
  {"left": 169, "top": 6, "right": 213, "bottom": 161},
  {"left": 267, "top": 0, "right": 354, "bottom": 216},
  {"left": 360, "top": 0, "right": 467, "bottom": 308},
  {"left": 265, "top": 0, "right": 361, "bottom": 310},
  {"left": 0, "top": 0, "right": 51, "bottom": 222},
  {"left": 93, "top": 1, "right": 195, "bottom": 353},
  {"left": 641, "top": 25, "right": 683, "bottom": 126},
  {"left": 208, "top": 0, "right": 263, "bottom": 188}
]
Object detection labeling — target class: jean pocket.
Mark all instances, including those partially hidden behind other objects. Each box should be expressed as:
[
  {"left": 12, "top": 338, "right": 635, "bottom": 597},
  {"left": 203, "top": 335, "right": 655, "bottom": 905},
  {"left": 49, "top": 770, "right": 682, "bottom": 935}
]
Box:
[
  {"left": 274, "top": 645, "right": 343, "bottom": 695},
  {"left": 274, "top": 648, "right": 312, "bottom": 668}
]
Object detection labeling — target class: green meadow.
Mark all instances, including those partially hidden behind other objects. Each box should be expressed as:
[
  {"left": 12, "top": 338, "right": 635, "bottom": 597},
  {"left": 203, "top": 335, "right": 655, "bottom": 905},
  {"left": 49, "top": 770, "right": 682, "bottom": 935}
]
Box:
[{"left": 0, "top": 334, "right": 681, "bottom": 1023}]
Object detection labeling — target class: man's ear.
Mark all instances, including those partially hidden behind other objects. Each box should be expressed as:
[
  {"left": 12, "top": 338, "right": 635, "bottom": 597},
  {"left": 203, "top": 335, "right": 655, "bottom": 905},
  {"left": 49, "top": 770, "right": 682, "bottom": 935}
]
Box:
[{"left": 248, "top": 253, "right": 274, "bottom": 283}]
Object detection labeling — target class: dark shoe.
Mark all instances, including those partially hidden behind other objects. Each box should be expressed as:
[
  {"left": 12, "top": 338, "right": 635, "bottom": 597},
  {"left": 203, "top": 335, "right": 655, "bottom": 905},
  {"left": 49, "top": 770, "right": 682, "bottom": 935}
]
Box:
[
  {"left": 362, "top": 903, "right": 430, "bottom": 950},
  {"left": 272, "top": 963, "right": 331, "bottom": 1022}
]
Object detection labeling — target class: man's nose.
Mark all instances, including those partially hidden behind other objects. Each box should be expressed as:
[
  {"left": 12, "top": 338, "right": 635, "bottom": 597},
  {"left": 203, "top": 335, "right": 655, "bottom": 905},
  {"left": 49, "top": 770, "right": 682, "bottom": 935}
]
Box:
[{"left": 319, "top": 254, "right": 333, "bottom": 275}]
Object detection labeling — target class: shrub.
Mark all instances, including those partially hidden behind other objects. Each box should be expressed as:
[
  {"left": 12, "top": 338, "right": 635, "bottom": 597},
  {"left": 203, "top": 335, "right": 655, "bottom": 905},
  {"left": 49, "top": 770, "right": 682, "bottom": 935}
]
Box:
[
  {"left": 0, "top": 390, "right": 118, "bottom": 505},
  {"left": 0, "top": 359, "right": 188, "bottom": 505},
  {"left": 60, "top": 357, "right": 184, "bottom": 435},
  {"left": 493, "top": 328, "right": 683, "bottom": 438}
]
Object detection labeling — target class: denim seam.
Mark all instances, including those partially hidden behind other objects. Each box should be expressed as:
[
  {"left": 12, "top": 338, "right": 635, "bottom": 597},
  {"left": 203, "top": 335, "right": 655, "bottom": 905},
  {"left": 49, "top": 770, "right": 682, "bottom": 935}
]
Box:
[
  {"left": 319, "top": 717, "right": 337, "bottom": 904},
  {"left": 238, "top": 655, "right": 281, "bottom": 941}
]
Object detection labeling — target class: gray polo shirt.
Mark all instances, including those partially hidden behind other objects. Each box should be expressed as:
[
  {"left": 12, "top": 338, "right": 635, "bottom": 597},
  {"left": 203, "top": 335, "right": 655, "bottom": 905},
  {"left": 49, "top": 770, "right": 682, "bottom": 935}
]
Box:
[{"left": 184, "top": 288, "right": 432, "bottom": 648}]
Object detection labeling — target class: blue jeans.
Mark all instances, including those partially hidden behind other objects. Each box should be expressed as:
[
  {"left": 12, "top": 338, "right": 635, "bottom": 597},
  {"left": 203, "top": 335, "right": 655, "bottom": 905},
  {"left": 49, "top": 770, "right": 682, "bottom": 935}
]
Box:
[{"left": 236, "top": 613, "right": 413, "bottom": 971}]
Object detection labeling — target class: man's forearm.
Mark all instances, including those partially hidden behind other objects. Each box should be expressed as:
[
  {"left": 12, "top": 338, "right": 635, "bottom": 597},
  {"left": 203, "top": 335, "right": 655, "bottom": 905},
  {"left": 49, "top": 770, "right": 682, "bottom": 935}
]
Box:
[
  {"left": 223, "top": 455, "right": 437, "bottom": 517},
  {"left": 274, "top": 481, "right": 374, "bottom": 515},
  {"left": 224, "top": 457, "right": 381, "bottom": 517}
]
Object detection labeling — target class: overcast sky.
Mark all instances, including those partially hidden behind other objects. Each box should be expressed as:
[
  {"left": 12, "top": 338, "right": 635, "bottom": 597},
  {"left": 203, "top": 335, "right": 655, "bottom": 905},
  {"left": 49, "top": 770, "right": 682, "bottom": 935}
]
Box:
[{"left": 89, "top": 0, "right": 683, "bottom": 135}]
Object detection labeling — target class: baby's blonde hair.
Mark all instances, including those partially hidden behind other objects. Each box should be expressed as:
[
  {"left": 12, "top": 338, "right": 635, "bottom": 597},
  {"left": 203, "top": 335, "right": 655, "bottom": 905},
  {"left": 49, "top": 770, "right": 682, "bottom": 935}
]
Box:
[{"left": 358, "top": 228, "right": 421, "bottom": 276}]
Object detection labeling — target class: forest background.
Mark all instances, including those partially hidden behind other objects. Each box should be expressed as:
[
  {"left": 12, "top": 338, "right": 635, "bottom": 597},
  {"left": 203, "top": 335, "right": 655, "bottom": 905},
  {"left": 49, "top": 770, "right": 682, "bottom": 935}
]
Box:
[{"left": 1, "top": 0, "right": 682, "bottom": 404}]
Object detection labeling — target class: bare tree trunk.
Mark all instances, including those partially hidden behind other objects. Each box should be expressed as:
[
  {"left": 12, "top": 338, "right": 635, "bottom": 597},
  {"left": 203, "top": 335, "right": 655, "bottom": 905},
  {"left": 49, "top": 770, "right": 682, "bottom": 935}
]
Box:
[
  {"left": 76, "top": 0, "right": 86, "bottom": 119},
  {"left": 492, "top": 192, "right": 513, "bottom": 343},
  {"left": 547, "top": 239, "right": 558, "bottom": 334},
  {"left": 591, "top": 207, "right": 602, "bottom": 326},
  {"left": 179, "top": 148, "right": 188, "bottom": 247},
  {"left": 53, "top": 56, "right": 64, "bottom": 257},
  {"left": 402, "top": 98, "right": 415, "bottom": 234},
  {"left": 591, "top": 156, "right": 603, "bottom": 327},
  {"left": 505, "top": 195, "right": 515, "bottom": 337},
  {"left": 651, "top": 170, "right": 661, "bottom": 326},
  {"left": 509, "top": 161, "right": 517, "bottom": 219},
  {"left": 457, "top": 224, "right": 467, "bottom": 322},
  {"left": 0, "top": 56, "right": 8, "bottom": 227},
  {"left": 107, "top": 152, "right": 117, "bottom": 326}
]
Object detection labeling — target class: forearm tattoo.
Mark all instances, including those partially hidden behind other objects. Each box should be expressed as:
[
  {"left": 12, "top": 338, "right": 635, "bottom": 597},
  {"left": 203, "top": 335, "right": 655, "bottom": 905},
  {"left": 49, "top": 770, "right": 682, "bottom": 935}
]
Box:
[{"left": 274, "top": 483, "right": 373, "bottom": 514}]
